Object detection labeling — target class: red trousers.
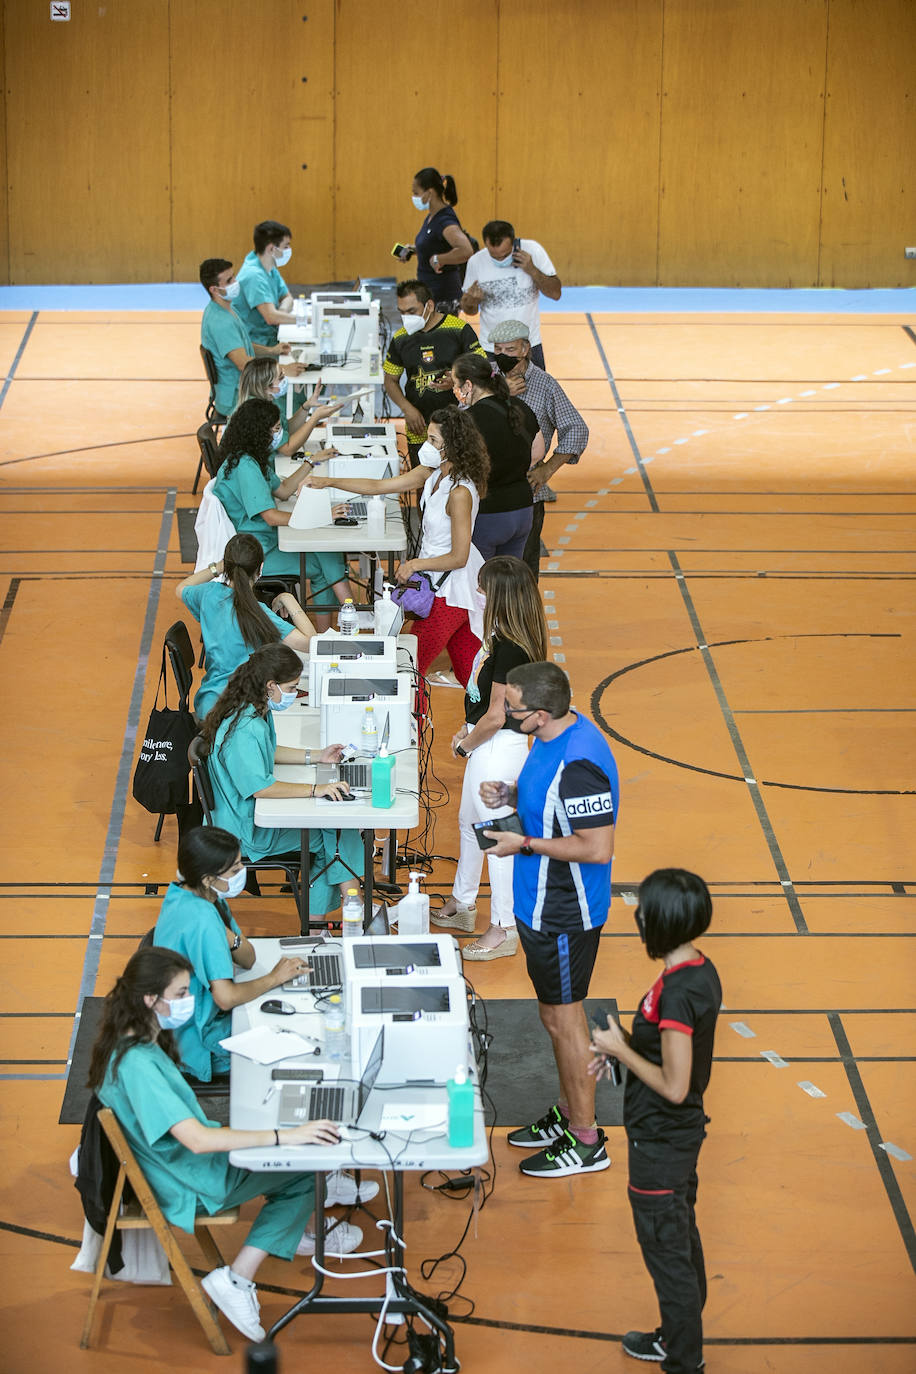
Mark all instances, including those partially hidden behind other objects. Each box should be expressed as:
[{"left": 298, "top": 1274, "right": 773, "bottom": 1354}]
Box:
[{"left": 413, "top": 598, "right": 480, "bottom": 717}]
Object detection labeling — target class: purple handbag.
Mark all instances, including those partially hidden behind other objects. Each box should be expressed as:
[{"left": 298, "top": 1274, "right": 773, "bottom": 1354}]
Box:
[{"left": 390, "top": 571, "right": 444, "bottom": 619}]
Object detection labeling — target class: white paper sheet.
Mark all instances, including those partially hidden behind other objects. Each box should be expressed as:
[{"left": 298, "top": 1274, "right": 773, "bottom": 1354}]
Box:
[
  {"left": 218, "top": 1025, "right": 317, "bottom": 1064},
  {"left": 289, "top": 484, "right": 333, "bottom": 529}
]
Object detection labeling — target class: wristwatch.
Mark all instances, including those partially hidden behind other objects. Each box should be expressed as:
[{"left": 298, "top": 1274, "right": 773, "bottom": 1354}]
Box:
[
  {"left": 208, "top": 562, "right": 218, "bottom": 576},
  {"left": 304, "top": 748, "right": 312, "bottom": 766},
  {"left": 455, "top": 744, "right": 468, "bottom": 758},
  {"left": 230, "top": 932, "right": 242, "bottom": 951},
  {"left": 520, "top": 837, "right": 535, "bottom": 856}
]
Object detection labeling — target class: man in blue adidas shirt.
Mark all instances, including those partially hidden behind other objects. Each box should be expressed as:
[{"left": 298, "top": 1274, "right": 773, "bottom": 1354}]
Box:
[{"left": 480, "top": 661, "right": 619, "bottom": 1179}]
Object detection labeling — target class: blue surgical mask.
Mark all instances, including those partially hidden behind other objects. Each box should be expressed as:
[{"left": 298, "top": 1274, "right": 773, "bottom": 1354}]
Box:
[
  {"left": 270, "top": 427, "right": 284, "bottom": 451},
  {"left": 272, "top": 377, "right": 289, "bottom": 399},
  {"left": 274, "top": 246, "right": 292, "bottom": 267},
  {"left": 220, "top": 280, "right": 241, "bottom": 300},
  {"left": 417, "top": 440, "right": 442, "bottom": 468},
  {"left": 488, "top": 253, "right": 516, "bottom": 268},
  {"left": 411, "top": 194, "right": 427, "bottom": 212},
  {"left": 216, "top": 867, "right": 247, "bottom": 900},
  {"left": 268, "top": 686, "right": 298, "bottom": 712},
  {"left": 156, "top": 994, "right": 195, "bottom": 1030}
]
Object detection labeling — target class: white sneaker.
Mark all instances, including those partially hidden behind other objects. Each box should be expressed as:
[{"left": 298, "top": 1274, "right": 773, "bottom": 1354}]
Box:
[
  {"left": 201, "top": 1265, "right": 265, "bottom": 1342},
  {"left": 296, "top": 1218, "right": 364, "bottom": 1257},
  {"left": 324, "top": 1169, "right": 380, "bottom": 1206}
]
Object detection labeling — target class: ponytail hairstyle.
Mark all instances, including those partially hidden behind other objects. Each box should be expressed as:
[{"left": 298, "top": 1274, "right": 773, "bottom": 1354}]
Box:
[
  {"left": 176, "top": 825, "right": 241, "bottom": 914},
  {"left": 87, "top": 946, "right": 193, "bottom": 1089},
  {"left": 218, "top": 397, "right": 280, "bottom": 479},
  {"left": 451, "top": 351, "right": 526, "bottom": 436},
  {"left": 200, "top": 642, "right": 304, "bottom": 756},
  {"left": 429, "top": 407, "right": 489, "bottom": 497},
  {"left": 238, "top": 356, "right": 282, "bottom": 407},
  {"left": 479, "top": 556, "right": 548, "bottom": 663},
  {"left": 414, "top": 166, "right": 458, "bottom": 207},
  {"left": 222, "top": 532, "right": 284, "bottom": 651}
]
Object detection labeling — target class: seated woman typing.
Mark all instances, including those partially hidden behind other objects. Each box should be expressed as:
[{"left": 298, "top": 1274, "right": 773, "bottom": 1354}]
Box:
[
  {"left": 200, "top": 642, "right": 364, "bottom": 917},
  {"left": 177, "top": 532, "right": 316, "bottom": 722},
  {"left": 212, "top": 398, "right": 352, "bottom": 630},
  {"left": 88, "top": 945, "right": 339, "bottom": 1343},
  {"left": 236, "top": 355, "right": 347, "bottom": 455}
]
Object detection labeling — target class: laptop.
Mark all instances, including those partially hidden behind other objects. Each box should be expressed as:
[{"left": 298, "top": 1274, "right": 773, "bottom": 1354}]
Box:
[
  {"left": 282, "top": 947, "right": 343, "bottom": 991},
  {"left": 315, "top": 717, "right": 390, "bottom": 792},
  {"left": 277, "top": 1027, "right": 384, "bottom": 1127}
]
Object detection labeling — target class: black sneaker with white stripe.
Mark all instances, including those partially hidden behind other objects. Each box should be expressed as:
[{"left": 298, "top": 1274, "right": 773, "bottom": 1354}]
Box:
[
  {"left": 622, "top": 1328, "right": 705, "bottom": 1368},
  {"left": 517, "top": 1127, "right": 610, "bottom": 1177},
  {"left": 506, "top": 1104, "right": 569, "bottom": 1149}
]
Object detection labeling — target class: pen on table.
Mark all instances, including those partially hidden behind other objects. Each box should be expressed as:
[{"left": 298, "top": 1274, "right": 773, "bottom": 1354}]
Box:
[{"left": 262, "top": 1084, "right": 277, "bottom": 1105}]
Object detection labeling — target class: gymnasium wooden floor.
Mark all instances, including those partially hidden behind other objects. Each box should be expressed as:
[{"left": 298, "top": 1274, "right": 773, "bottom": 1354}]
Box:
[{"left": 0, "top": 304, "right": 913, "bottom": 1372}]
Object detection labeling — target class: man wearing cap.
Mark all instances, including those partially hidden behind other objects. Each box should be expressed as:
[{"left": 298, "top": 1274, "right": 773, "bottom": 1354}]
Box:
[
  {"left": 460, "top": 220, "right": 560, "bottom": 370},
  {"left": 490, "top": 320, "right": 589, "bottom": 580}
]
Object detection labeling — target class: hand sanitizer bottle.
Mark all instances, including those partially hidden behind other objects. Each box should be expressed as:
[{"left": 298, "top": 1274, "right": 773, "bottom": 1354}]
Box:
[
  {"left": 371, "top": 743, "right": 396, "bottom": 808},
  {"left": 447, "top": 1065, "right": 475, "bottom": 1147},
  {"left": 397, "top": 871, "right": 429, "bottom": 935}
]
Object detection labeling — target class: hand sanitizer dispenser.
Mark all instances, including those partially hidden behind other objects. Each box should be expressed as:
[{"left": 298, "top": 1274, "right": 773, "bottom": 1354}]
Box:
[{"left": 397, "top": 871, "right": 429, "bottom": 935}]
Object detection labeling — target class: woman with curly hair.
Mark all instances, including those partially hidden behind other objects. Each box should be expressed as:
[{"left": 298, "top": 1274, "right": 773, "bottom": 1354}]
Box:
[
  {"left": 212, "top": 397, "right": 351, "bottom": 629},
  {"left": 200, "top": 642, "right": 364, "bottom": 916},
  {"left": 304, "top": 406, "right": 490, "bottom": 695},
  {"left": 451, "top": 351, "right": 544, "bottom": 561},
  {"left": 88, "top": 945, "right": 344, "bottom": 1343}
]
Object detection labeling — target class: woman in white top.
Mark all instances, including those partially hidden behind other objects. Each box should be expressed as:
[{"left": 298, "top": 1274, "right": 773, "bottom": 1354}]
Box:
[{"left": 303, "top": 407, "right": 490, "bottom": 701}]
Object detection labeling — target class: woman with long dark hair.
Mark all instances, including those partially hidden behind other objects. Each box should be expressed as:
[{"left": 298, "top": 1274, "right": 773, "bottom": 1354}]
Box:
[
  {"left": 590, "top": 869, "right": 722, "bottom": 1373},
  {"left": 303, "top": 406, "right": 489, "bottom": 696},
  {"left": 451, "top": 351, "right": 544, "bottom": 561},
  {"left": 88, "top": 946, "right": 342, "bottom": 1343},
  {"left": 200, "top": 643, "right": 363, "bottom": 916},
  {"left": 431, "top": 557, "right": 548, "bottom": 959},
  {"left": 212, "top": 398, "right": 351, "bottom": 628},
  {"left": 177, "top": 532, "right": 316, "bottom": 721},
  {"left": 404, "top": 166, "right": 474, "bottom": 309}
]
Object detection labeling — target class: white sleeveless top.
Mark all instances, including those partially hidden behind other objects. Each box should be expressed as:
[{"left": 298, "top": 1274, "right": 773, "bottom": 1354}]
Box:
[{"left": 419, "top": 469, "right": 484, "bottom": 639}]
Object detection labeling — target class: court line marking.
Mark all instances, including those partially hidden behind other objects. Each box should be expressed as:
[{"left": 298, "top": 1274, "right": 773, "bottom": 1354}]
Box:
[
  {"left": 0, "top": 312, "right": 38, "bottom": 413},
  {"left": 64, "top": 489, "right": 176, "bottom": 1069}
]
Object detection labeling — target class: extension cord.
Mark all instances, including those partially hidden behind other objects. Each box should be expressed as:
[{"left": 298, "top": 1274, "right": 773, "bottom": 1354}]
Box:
[{"left": 385, "top": 1269, "right": 406, "bottom": 1325}]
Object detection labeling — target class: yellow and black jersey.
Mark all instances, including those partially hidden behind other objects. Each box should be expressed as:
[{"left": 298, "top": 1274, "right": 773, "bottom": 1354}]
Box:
[{"left": 385, "top": 315, "right": 485, "bottom": 439}]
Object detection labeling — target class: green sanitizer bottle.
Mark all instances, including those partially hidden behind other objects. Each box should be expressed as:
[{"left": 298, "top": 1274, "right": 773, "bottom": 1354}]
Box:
[
  {"left": 447, "top": 1065, "right": 475, "bottom": 1147},
  {"left": 371, "top": 743, "right": 396, "bottom": 808}
]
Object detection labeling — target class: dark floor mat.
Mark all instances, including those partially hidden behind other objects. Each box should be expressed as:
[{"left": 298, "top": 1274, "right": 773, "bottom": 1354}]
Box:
[
  {"left": 177, "top": 507, "right": 198, "bottom": 564},
  {"left": 480, "top": 997, "right": 623, "bottom": 1127}
]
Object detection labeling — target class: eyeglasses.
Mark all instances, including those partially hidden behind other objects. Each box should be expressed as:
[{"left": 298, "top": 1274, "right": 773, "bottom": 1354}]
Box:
[{"left": 504, "top": 703, "right": 541, "bottom": 718}]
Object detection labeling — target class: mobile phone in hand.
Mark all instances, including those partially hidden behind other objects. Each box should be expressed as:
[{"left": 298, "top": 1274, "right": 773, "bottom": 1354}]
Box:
[{"left": 592, "top": 1015, "right": 622, "bottom": 1086}]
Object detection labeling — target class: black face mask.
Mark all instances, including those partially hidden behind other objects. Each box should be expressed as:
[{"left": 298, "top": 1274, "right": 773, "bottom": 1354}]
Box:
[
  {"left": 494, "top": 352, "right": 523, "bottom": 375},
  {"left": 504, "top": 709, "right": 536, "bottom": 734}
]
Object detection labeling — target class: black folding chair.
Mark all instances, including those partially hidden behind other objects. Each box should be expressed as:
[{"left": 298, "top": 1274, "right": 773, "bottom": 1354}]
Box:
[
  {"left": 199, "top": 346, "right": 226, "bottom": 427},
  {"left": 192, "top": 421, "right": 221, "bottom": 496},
  {"left": 188, "top": 735, "right": 302, "bottom": 912}
]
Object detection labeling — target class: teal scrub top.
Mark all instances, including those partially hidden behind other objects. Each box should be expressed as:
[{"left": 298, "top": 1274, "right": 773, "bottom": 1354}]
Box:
[
  {"left": 180, "top": 581, "right": 291, "bottom": 721},
  {"left": 98, "top": 1040, "right": 234, "bottom": 1233},
  {"left": 201, "top": 300, "right": 253, "bottom": 416},
  {"left": 153, "top": 882, "right": 242, "bottom": 1082},
  {"left": 208, "top": 705, "right": 299, "bottom": 860},
  {"left": 235, "top": 251, "right": 290, "bottom": 346},
  {"left": 213, "top": 455, "right": 283, "bottom": 566}
]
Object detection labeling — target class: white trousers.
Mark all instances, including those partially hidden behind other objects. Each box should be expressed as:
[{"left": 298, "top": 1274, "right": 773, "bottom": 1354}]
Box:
[{"left": 452, "top": 729, "right": 529, "bottom": 926}]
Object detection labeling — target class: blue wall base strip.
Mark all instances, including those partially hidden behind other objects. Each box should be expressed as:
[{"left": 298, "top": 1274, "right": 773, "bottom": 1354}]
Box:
[{"left": 0, "top": 283, "right": 913, "bottom": 314}]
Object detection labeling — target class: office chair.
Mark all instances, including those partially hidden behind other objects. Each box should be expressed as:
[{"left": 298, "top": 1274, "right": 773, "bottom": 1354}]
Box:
[
  {"left": 80, "top": 1107, "right": 239, "bottom": 1355},
  {"left": 188, "top": 735, "right": 302, "bottom": 913}
]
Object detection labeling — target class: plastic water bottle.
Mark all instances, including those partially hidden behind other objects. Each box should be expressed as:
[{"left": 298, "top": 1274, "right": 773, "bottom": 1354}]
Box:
[
  {"left": 447, "top": 1065, "right": 475, "bottom": 1147},
  {"left": 342, "top": 888, "right": 362, "bottom": 940},
  {"left": 397, "top": 871, "right": 429, "bottom": 935},
  {"left": 319, "top": 317, "right": 333, "bottom": 366},
  {"left": 328, "top": 658, "right": 342, "bottom": 676},
  {"left": 323, "top": 994, "right": 347, "bottom": 1062},
  {"left": 361, "top": 705, "right": 378, "bottom": 757},
  {"left": 338, "top": 598, "right": 359, "bottom": 635}
]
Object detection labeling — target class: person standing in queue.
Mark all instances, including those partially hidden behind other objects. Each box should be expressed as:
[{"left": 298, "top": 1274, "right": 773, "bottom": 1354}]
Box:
[
  {"left": 403, "top": 167, "right": 475, "bottom": 311},
  {"left": 590, "top": 868, "right": 721, "bottom": 1374}
]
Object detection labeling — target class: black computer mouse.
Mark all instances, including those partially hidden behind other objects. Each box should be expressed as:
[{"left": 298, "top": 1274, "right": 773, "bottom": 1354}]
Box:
[
  {"left": 260, "top": 999, "right": 297, "bottom": 1016},
  {"left": 334, "top": 516, "right": 359, "bottom": 526},
  {"left": 332, "top": 792, "right": 358, "bottom": 802}
]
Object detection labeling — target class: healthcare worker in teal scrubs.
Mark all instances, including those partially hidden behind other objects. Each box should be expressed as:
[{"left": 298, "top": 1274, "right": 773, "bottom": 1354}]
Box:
[
  {"left": 89, "top": 945, "right": 341, "bottom": 1342},
  {"left": 152, "top": 826, "right": 311, "bottom": 1083},
  {"left": 200, "top": 641, "right": 365, "bottom": 917},
  {"left": 198, "top": 258, "right": 300, "bottom": 419},
  {"left": 212, "top": 398, "right": 353, "bottom": 629},
  {"left": 177, "top": 532, "right": 316, "bottom": 722},
  {"left": 235, "top": 219, "right": 295, "bottom": 346}
]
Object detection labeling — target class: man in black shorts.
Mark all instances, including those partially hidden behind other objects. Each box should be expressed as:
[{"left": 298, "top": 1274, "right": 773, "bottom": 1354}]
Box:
[{"left": 480, "top": 661, "right": 619, "bottom": 1178}]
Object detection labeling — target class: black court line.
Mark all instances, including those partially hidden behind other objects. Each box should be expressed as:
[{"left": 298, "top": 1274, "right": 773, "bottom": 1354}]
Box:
[
  {"left": 0, "top": 578, "right": 21, "bottom": 648},
  {"left": 904, "top": 325, "right": 916, "bottom": 348},
  {"left": 829, "top": 1012, "right": 916, "bottom": 1275},
  {"left": 0, "top": 432, "right": 195, "bottom": 468},
  {"left": 585, "top": 312, "right": 659, "bottom": 511},
  {"left": 0, "top": 312, "right": 38, "bottom": 412}
]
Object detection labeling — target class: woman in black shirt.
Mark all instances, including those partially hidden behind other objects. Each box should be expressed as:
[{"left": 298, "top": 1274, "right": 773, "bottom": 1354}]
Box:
[
  {"left": 452, "top": 351, "right": 544, "bottom": 561},
  {"left": 590, "top": 869, "right": 721, "bottom": 1374},
  {"left": 406, "top": 167, "right": 474, "bottom": 310},
  {"left": 430, "top": 556, "right": 547, "bottom": 959}
]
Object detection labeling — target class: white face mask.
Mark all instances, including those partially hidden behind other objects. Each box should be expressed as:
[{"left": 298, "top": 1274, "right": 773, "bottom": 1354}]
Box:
[
  {"left": 400, "top": 312, "right": 427, "bottom": 335},
  {"left": 268, "top": 686, "right": 298, "bottom": 712},
  {"left": 488, "top": 253, "right": 516, "bottom": 268},
  {"left": 216, "top": 866, "right": 247, "bottom": 899},
  {"left": 411, "top": 194, "right": 427, "bottom": 212},
  {"left": 274, "top": 246, "right": 292, "bottom": 267},
  {"left": 220, "top": 279, "right": 241, "bottom": 300},
  {"left": 417, "top": 440, "right": 443, "bottom": 468},
  {"left": 272, "top": 376, "right": 289, "bottom": 399},
  {"left": 270, "top": 427, "right": 284, "bottom": 450},
  {"left": 156, "top": 994, "right": 195, "bottom": 1030}
]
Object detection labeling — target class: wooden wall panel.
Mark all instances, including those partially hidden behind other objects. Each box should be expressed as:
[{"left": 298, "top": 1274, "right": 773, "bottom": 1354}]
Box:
[
  {"left": 819, "top": 0, "right": 916, "bottom": 288},
  {"left": 334, "top": 0, "right": 499, "bottom": 284},
  {"left": 496, "top": 0, "right": 663, "bottom": 285},
  {"left": 169, "top": 0, "right": 335, "bottom": 285},
  {"left": 0, "top": 4, "right": 8, "bottom": 286},
  {"left": 658, "top": 0, "right": 828, "bottom": 287},
  {"left": 4, "top": 0, "right": 171, "bottom": 284}
]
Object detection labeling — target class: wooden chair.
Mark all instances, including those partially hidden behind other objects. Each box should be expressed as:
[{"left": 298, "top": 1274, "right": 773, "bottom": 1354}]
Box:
[{"left": 80, "top": 1107, "right": 239, "bottom": 1356}]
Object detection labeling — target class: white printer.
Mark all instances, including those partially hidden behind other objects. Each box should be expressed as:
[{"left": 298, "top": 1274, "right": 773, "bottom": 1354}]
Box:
[
  {"left": 341, "top": 935, "right": 462, "bottom": 990},
  {"left": 348, "top": 975, "right": 470, "bottom": 1083},
  {"left": 318, "top": 670, "right": 414, "bottom": 751},
  {"left": 306, "top": 631, "right": 400, "bottom": 705}
]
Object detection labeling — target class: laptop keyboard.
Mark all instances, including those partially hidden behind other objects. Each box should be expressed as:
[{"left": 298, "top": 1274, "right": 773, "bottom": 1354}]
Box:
[
  {"left": 346, "top": 500, "right": 367, "bottom": 518},
  {"left": 339, "top": 761, "right": 371, "bottom": 789},
  {"left": 287, "top": 952, "right": 342, "bottom": 989},
  {"left": 308, "top": 1085, "right": 346, "bottom": 1121}
]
